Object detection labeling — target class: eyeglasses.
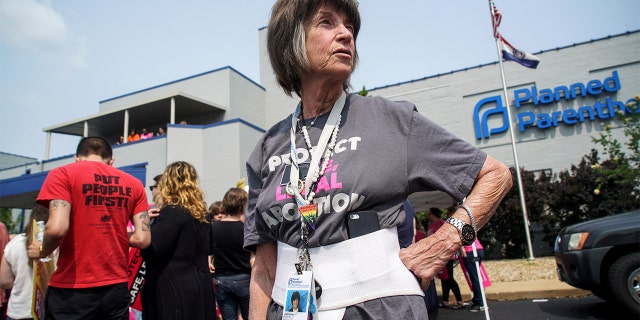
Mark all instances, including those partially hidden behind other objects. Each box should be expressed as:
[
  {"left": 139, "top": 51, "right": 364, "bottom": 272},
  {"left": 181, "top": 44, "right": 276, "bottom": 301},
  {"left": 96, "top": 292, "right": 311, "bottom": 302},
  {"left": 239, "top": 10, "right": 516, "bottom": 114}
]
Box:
[{"left": 149, "top": 185, "right": 157, "bottom": 191}]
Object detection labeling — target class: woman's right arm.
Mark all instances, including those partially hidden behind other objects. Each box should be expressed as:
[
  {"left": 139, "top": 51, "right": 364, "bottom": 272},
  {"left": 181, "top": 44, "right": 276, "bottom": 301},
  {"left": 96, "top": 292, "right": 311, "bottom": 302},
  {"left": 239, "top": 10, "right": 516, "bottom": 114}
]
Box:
[{"left": 249, "top": 242, "right": 277, "bottom": 320}]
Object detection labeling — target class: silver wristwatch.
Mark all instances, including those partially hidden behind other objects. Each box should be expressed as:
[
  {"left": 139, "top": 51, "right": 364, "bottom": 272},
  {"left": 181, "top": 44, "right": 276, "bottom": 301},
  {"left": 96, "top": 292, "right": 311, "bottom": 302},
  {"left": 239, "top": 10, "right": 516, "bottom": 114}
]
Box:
[{"left": 446, "top": 216, "right": 476, "bottom": 246}]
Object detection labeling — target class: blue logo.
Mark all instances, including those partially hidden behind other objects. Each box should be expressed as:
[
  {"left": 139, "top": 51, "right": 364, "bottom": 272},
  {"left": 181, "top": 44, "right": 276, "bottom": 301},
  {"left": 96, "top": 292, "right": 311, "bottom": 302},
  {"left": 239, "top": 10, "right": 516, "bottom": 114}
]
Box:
[
  {"left": 473, "top": 96, "right": 509, "bottom": 140},
  {"left": 472, "top": 70, "right": 632, "bottom": 140}
]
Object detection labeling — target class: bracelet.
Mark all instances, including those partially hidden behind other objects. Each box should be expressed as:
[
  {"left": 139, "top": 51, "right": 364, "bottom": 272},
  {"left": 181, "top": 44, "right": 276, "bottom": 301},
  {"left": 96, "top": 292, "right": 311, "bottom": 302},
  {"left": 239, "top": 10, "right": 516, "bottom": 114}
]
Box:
[{"left": 458, "top": 203, "right": 477, "bottom": 232}]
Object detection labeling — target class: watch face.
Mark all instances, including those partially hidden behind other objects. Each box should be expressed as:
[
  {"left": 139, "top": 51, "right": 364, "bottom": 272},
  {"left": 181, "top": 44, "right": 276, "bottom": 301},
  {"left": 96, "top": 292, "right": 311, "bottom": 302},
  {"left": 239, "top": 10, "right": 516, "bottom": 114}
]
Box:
[{"left": 461, "top": 224, "right": 476, "bottom": 245}]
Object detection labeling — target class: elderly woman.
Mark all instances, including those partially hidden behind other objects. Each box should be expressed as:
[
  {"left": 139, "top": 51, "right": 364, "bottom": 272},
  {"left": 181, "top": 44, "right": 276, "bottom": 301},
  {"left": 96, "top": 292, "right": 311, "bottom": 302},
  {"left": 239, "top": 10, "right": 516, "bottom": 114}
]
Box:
[{"left": 244, "top": 1, "right": 512, "bottom": 319}]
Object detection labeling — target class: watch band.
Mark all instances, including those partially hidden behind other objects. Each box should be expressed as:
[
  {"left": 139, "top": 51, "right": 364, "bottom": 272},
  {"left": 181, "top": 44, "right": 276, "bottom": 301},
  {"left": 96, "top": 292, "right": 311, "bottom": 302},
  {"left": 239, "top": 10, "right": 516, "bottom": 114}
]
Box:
[
  {"left": 446, "top": 216, "right": 466, "bottom": 230},
  {"left": 446, "top": 216, "right": 476, "bottom": 246},
  {"left": 458, "top": 203, "right": 477, "bottom": 232}
]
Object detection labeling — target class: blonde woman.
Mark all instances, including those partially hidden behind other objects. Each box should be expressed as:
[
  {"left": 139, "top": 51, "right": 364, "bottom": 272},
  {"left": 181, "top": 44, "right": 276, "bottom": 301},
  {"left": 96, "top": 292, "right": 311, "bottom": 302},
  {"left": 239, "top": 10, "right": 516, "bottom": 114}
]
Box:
[{"left": 141, "top": 161, "right": 215, "bottom": 319}]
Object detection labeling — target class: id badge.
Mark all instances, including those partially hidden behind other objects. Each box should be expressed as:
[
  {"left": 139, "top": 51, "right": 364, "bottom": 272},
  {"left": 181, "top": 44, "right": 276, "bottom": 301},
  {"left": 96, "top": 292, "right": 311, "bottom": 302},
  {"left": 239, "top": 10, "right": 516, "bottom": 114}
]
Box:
[{"left": 282, "top": 271, "right": 317, "bottom": 320}]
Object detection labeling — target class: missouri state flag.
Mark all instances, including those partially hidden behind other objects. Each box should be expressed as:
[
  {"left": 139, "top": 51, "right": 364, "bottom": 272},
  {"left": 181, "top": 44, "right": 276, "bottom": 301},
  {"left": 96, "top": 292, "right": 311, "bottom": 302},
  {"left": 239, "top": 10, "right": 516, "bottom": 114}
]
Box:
[
  {"left": 491, "top": 1, "right": 540, "bottom": 69},
  {"left": 499, "top": 36, "right": 540, "bottom": 69}
]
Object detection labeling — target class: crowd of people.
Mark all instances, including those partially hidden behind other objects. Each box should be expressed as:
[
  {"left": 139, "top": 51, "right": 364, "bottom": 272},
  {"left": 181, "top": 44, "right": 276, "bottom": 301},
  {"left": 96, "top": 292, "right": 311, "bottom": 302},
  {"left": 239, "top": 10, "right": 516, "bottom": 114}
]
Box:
[
  {"left": 113, "top": 127, "right": 167, "bottom": 145},
  {"left": 0, "top": 141, "right": 497, "bottom": 320},
  {"left": 1, "top": 136, "right": 250, "bottom": 320},
  {"left": 0, "top": 1, "right": 513, "bottom": 319},
  {"left": 123, "top": 163, "right": 254, "bottom": 320}
]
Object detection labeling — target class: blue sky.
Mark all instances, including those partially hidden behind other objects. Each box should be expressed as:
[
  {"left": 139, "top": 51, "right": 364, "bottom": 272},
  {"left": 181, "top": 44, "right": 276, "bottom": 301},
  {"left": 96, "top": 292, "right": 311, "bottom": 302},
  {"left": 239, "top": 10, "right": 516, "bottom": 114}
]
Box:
[{"left": 1, "top": 0, "right": 638, "bottom": 160}]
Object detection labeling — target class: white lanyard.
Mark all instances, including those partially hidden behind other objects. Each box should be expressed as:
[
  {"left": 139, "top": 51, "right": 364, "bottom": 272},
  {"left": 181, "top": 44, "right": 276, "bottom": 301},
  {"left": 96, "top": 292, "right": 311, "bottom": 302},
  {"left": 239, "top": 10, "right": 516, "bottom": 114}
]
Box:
[{"left": 288, "top": 92, "right": 346, "bottom": 206}]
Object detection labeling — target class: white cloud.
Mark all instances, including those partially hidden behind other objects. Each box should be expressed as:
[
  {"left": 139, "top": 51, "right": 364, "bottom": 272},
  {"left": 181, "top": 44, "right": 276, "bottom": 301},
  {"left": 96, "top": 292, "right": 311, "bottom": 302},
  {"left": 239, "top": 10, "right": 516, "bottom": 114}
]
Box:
[
  {"left": 0, "top": 0, "right": 87, "bottom": 69},
  {"left": 0, "top": 0, "right": 70, "bottom": 51}
]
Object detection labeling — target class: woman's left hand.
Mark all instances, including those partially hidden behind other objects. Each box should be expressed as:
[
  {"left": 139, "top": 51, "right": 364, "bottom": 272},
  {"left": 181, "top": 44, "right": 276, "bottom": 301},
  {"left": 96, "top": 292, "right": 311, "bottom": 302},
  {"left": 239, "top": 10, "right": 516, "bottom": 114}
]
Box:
[
  {"left": 400, "top": 224, "right": 461, "bottom": 290},
  {"left": 148, "top": 208, "right": 160, "bottom": 219}
]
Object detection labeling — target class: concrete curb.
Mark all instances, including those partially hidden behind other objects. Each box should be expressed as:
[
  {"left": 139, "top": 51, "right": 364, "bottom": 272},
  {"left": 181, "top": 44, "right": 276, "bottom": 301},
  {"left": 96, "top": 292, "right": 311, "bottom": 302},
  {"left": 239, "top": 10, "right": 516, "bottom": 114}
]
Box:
[{"left": 436, "top": 279, "right": 592, "bottom": 302}]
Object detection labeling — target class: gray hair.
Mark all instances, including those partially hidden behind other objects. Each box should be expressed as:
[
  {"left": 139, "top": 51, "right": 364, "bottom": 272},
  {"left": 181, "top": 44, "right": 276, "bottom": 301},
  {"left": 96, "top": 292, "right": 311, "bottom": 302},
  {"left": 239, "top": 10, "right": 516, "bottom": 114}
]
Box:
[{"left": 267, "top": 0, "right": 361, "bottom": 97}]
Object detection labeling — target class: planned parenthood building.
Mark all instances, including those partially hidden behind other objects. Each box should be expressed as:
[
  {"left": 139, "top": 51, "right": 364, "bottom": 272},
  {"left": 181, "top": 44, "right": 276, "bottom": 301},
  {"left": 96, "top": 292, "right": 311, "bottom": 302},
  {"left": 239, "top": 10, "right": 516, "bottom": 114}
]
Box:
[{"left": 1, "top": 29, "right": 638, "bottom": 214}]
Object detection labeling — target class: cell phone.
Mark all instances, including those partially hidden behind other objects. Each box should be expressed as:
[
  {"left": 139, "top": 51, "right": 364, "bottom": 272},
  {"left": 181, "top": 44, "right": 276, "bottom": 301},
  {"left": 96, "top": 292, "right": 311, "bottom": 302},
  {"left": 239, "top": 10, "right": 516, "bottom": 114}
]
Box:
[{"left": 346, "top": 211, "right": 380, "bottom": 239}]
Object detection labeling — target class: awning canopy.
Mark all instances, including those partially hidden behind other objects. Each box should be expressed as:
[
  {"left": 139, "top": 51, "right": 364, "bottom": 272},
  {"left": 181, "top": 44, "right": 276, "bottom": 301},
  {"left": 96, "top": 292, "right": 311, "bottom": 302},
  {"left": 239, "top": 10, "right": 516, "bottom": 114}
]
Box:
[
  {"left": 408, "top": 190, "right": 456, "bottom": 213},
  {"left": 44, "top": 93, "right": 224, "bottom": 138}
]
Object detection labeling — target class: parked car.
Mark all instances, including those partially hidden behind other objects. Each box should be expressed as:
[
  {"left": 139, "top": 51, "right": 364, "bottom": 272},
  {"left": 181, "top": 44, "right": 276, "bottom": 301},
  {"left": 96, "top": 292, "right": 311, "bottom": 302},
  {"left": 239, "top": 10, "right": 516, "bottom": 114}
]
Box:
[{"left": 554, "top": 210, "right": 640, "bottom": 315}]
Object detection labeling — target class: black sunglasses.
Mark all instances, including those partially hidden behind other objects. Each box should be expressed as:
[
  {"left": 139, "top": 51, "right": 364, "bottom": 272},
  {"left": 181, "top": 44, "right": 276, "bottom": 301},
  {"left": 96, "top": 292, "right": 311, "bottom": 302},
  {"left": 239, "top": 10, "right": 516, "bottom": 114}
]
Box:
[{"left": 149, "top": 186, "right": 157, "bottom": 191}]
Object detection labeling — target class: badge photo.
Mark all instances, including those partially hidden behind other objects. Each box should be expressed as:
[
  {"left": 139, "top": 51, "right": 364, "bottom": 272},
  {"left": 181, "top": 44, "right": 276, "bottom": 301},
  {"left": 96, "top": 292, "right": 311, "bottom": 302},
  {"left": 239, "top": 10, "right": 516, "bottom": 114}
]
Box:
[{"left": 282, "top": 271, "right": 315, "bottom": 320}]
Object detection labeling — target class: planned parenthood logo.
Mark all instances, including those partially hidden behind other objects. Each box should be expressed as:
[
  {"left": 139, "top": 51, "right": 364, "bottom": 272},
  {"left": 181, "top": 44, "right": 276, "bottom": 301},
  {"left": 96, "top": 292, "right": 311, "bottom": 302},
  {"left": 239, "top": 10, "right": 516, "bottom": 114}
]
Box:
[
  {"left": 472, "top": 70, "right": 635, "bottom": 140},
  {"left": 473, "top": 96, "right": 509, "bottom": 140}
]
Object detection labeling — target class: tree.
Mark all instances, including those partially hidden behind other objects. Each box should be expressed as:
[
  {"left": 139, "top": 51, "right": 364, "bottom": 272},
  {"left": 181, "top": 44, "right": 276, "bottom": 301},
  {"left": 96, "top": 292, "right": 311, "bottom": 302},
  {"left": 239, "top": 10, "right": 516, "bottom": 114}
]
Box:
[
  {"left": 545, "top": 96, "right": 639, "bottom": 240},
  {"left": 357, "top": 86, "right": 369, "bottom": 97},
  {"left": 590, "top": 95, "right": 639, "bottom": 202},
  {"left": 547, "top": 150, "right": 603, "bottom": 228},
  {"left": 480, "top": 167, "right": 552, "bottom": 259},
  {"left": 0, "top": 207, "right": 18, "bottom": 234}
]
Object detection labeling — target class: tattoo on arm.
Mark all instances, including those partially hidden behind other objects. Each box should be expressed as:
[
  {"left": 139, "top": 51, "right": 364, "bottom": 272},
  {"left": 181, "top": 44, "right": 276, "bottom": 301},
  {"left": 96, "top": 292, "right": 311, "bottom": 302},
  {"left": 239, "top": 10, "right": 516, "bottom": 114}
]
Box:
[
  {"left": 139, "top": 211, "right": 150, "bottom": 231},
  {"left": 50, "top": 200, "right": 70, "bottom": 210}
]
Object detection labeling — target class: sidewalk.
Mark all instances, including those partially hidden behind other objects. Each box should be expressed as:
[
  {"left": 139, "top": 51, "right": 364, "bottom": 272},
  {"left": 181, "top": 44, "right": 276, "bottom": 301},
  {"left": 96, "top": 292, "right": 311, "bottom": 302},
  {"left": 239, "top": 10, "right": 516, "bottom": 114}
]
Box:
[{"left": 436, "top": 278, "right": 591, "bottom": 302}]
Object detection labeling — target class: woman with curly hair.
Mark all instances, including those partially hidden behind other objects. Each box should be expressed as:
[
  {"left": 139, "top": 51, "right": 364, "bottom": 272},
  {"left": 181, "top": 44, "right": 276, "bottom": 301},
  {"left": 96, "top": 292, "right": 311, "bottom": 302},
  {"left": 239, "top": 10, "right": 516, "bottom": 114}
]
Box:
[{"left": 141, "top": 161, "right": 215, "bottom": 319}]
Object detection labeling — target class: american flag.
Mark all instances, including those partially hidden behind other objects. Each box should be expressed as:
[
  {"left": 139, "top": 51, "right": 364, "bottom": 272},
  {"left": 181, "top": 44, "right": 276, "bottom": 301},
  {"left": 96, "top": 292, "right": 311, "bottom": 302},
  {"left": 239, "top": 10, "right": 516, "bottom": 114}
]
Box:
[{"left": 492, "top": 2, "right": 502, "bottom": 39}]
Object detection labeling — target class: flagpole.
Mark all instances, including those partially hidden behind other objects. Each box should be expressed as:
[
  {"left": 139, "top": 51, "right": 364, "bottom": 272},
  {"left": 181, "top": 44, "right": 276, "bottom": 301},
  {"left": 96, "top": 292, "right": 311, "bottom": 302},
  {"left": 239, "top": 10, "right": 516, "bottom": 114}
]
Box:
[
  {"left": 472, "top": 242, "right": 491, "bottom": 319},
  {"left": 487, "top": 0, "right": 535, "bottom": 260}
]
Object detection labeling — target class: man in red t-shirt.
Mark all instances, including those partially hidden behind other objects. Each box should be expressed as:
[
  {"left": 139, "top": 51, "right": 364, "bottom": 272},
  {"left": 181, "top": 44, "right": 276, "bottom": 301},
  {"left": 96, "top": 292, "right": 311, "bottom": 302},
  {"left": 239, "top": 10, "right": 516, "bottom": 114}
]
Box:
[{"left": 28, "top": 136, "right": 151, "bottom": 320}]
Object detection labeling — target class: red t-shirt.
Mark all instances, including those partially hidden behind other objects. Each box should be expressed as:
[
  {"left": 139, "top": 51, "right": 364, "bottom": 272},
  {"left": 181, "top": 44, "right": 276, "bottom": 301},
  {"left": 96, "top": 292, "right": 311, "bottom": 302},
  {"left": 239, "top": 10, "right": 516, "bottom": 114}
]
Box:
[{"left": 37, "top": 161, "right": 149, "bottom": 288}]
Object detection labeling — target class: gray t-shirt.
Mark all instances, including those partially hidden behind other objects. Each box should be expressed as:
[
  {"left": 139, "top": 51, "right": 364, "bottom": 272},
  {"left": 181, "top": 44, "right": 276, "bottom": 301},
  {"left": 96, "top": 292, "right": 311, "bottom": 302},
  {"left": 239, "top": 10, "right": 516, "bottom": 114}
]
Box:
[{"left": 244, "top": 93, "right": 486, "bottom": 251}]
